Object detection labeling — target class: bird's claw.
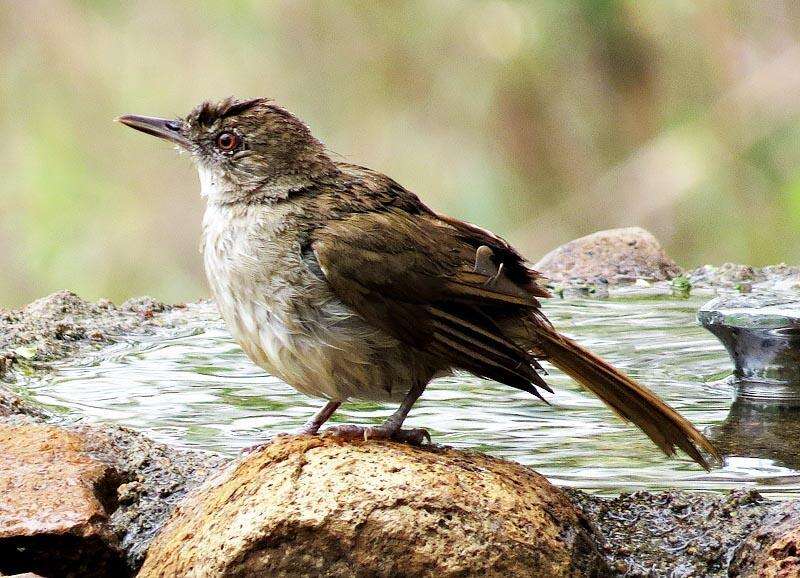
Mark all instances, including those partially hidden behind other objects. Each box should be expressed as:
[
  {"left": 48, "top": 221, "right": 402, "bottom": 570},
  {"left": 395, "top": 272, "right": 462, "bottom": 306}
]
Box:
[
  {"left": 321, "top": 424, "right": 431, "bottom": 446},
  {"left": 388, "top": 427, "right": 431, "bottom": 445}
]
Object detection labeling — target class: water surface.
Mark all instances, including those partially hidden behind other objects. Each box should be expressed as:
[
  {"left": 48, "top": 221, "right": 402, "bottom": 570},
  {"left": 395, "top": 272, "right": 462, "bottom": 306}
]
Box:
[{"left": 17, "top": 294, "right": 800, "bottom": 498}]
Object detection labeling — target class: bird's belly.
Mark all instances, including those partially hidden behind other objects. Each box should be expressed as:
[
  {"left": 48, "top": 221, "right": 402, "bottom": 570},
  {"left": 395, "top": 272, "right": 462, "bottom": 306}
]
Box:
[
  {"left": 216, "top": 280, "right": 433, "bottom": 403},
  {"left": 201, "top": 204, "right": 439, "bottom": 402}
]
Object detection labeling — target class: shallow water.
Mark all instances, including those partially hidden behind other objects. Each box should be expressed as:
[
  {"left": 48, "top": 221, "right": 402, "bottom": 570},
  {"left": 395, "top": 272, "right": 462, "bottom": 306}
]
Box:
[{"left": 16, "top": 294, "right": 800, "bottom": 498}]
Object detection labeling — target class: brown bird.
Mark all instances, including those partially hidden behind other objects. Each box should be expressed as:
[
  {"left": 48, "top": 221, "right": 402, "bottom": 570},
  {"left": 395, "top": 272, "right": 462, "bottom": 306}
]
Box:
[{"left": 118, "top": 97, "right": 718, "bottom": 468}]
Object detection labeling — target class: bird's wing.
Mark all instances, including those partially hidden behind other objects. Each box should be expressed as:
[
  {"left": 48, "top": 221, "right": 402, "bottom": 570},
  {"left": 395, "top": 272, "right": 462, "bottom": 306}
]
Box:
[
  {"left": 308, "top": 207, "right": 553, "bottom": 398},
  {"left": 309, "top": 200, "right": 718, "bottom": 468}
]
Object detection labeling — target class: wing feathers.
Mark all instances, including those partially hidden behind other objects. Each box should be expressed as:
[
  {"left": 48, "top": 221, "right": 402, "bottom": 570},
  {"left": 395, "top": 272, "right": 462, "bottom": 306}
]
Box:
[
  {"left": 443, "top": 279, "right": 540, "bottom": 307},
  {"left": 308, "top": 198, "right": 717, "bottom": 468}
]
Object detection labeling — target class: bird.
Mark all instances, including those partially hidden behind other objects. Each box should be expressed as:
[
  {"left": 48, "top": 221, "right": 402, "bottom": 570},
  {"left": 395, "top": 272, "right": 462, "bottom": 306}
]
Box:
[{"left": 118, "top": 97, "right": 718, "bottom": 469}]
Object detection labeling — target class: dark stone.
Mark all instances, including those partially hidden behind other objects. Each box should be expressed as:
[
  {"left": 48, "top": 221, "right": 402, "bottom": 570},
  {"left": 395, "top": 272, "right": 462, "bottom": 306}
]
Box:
[
  {"left": 698, "top": 295, "right": 800, "bottom": 396},
  {"left": 570, "top": 489, "right": 769, "bottom": 577}
]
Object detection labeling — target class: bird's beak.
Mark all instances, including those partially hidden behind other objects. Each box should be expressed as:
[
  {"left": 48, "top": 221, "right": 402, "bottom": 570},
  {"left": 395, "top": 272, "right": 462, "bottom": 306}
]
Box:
[{"left": 116, "top": 114, "right": 191, "bottom": 149}]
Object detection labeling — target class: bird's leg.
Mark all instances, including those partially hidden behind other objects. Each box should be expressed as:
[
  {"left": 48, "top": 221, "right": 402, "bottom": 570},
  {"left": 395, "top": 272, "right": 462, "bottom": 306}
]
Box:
[
  {"left": 368, "top": 381, "right": 430, "bottom": 443},
  {"left": 297, "top": 400, "right": 342, "bottom": 435},
  {"left": 242, "top": 400, "right": 341, "bottom": 454},
  {"left": 322, "top": 381, "right": 431, "bottom": 445}
]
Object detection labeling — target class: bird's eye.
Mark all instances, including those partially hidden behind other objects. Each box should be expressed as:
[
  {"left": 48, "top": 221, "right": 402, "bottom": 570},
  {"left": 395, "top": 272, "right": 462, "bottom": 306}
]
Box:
[{"left": 216, "top": 132, "right": 239, "bottom": 151}]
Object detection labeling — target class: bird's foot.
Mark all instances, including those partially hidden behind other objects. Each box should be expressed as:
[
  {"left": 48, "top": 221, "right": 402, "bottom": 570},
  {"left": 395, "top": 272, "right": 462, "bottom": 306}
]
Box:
[
  {"left": 321, "top": 423, "right": 431, "bottom": 445},
  {"left": 241, "top": 425, "right": 320, "bottom": 454}
]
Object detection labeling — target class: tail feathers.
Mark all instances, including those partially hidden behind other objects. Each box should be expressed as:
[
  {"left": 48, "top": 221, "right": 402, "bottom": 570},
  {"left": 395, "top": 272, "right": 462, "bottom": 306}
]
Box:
[{"left": 535, "top": 328, "right": 719, "bottom": 470}]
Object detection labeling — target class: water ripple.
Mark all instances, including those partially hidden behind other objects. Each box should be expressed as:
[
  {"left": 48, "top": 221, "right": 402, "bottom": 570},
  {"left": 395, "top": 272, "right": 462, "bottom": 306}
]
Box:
[{"left": 17, "top": 295, "right": 800, "bottom": 497}]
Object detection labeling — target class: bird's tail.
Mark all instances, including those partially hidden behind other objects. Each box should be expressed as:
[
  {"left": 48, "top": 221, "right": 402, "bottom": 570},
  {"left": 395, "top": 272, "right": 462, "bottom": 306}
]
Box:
[{"left": 534, "top": 327, "right": 719, "bottom": 470}]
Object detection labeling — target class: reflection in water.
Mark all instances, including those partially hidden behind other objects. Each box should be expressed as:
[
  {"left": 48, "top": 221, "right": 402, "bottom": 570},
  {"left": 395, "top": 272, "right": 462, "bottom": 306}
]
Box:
[
  {"left": 13, "top": 295, "right": 800, "bottom": 498},
  {"left": 700, "top": 296, "right": 800, "bottom": 477},
  {"left": 709, "top": 387, "right": 800, "bottom": 471}
]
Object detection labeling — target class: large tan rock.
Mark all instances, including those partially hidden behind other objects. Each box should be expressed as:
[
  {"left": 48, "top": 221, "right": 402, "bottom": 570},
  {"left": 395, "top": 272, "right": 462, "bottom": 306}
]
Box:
[
  {"left": 534, "top": 227, "right": 681, "bottom": 284},
  {"left": 729, "top": 501, "right": 800, "bottom": 577},
  {"left": 138, "top": 436, "right": 607, "bottom": 577},
  {"left": 0, "top": 422, "right": 126, "bottom": 577}
]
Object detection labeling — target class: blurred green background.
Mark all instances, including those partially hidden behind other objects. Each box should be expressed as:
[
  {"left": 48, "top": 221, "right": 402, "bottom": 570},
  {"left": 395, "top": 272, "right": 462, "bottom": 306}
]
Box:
[{"left": 1, "top": 1, "right": 799, "bottom": 308}]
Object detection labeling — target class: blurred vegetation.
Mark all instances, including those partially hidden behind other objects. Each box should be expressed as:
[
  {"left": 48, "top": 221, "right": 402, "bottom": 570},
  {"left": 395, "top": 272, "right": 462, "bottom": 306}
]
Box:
[{"left": 1, "top": 0, "right": 799, "bottom": 307}]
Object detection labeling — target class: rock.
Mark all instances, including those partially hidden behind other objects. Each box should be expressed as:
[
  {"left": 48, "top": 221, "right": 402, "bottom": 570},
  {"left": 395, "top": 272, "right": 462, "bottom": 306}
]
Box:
[
  {"left": 0, "top": 390, "right": 48, "bottom": 420},
  {"left": 0, "top": 383, "right": 225, "bottom": 575},
  {"left": 139, "top": 436, "right": 607, "bottom": 578},
  {"left": 729, "top": 501, "right": 800, "bottom": 577},
  {"left": 571, "top": 489, "right": 769, "bottom": 577},
  {"left": 688, "top": 263, "right": 756, "bottom": 287},
  {"left": 120, "top": 296, "right": 170, "bottom": 315},
  {"left": 698, "top": 294, "right": 800, "bottom": 391},
  {"left": 84, "top": 424, "right": 225, "bottom": 570},
  {"left": 0, "top": 290, "right": 192, "bottom": 378},
  {"left": 688, "top": 263, "right": 800, "bottom": 293},
  {"left": 534, "top": 227, "right": 681, "bottom": 285},
  {"left": 0, "top": 422, "right": 126, "bottom": 577}
]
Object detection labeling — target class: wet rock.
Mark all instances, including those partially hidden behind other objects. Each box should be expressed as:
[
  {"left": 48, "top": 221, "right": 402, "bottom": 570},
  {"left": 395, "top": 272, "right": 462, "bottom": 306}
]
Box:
[
  {"left": 570, "top": 489, "right": 770, "bottom": 577},
  {"left": 82, "top": 423, "right": 225, "bottom": 570},
  {"left": 688, "top": 263, "right": 800, "bottom": 293},
  {"left": 689, "top": 263, "right": 756, "bottom": 287},
  {"left": 0, "top": 291, "right": 189, "bottom": 379},
  {"left": 0, "top": 383, "right": 224, "bottom": 575},
  {"left": 729, "top": 501, "right": 800, "bottom": 577},
  {"left": 0, "top": 390, "right": 48, "bottom": 420},
  {"left": 698, "top": 294, "right": 800, "bottom": 390},
  {"left": 0, "top": 422, "right": 126, "bottom": 577},
  {"left": 534, "top": 227, "right": 681, "bottom": 285},
  {"left": 139, "top": 436, "right": 608, "bottom": 578},
  {"left": 120, "top": 296, "right": 170, "bottom": 318}
]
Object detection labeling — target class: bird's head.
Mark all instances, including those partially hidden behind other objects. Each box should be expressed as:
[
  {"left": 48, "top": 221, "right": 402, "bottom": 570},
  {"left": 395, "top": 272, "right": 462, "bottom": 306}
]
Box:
[{"left": 117, "top": 97, "right": 334, "bottom": 204}]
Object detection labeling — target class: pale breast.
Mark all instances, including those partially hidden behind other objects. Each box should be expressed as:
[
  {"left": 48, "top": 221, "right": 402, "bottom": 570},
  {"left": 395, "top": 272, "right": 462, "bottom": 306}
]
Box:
[{"left": 201, "top": 201, "right": 434, "bottom": 402}]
